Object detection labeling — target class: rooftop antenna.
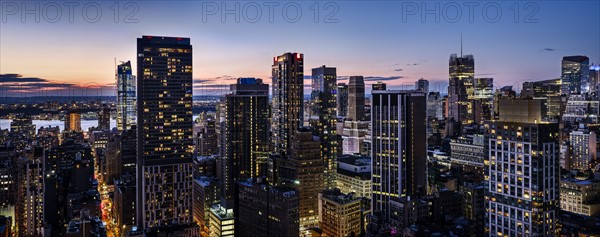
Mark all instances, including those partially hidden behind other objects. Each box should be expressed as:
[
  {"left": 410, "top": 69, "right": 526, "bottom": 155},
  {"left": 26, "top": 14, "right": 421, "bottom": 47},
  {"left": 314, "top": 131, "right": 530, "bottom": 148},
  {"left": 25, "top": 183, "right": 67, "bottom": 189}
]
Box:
[{"left": 460, "top": 31, "right": 463, "bottom": 57}]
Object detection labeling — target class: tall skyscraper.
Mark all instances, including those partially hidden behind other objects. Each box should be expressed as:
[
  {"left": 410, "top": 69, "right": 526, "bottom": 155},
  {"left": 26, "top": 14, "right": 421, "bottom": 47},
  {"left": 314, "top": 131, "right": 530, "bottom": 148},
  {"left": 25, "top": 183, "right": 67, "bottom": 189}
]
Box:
[
  {"left": 562, "top": 56, "right": 590, "bottom": 96},
  {"left": 221, "top": 78, "right": 270, "bottom": 207},
  {"left": 347, "top": 76, "right": 366, "bottom": 121},
  {"left": 336, "top": 83, "right": 349, "bottom": 118},
  {"left": 473, "top": 77, "right": 494, "bottom": 123},
  {"left": 310, "top": 66, "right": 338, "bottom": 188},
  {"left": 484, "top": 101, "right": 560, "bottom": 236},
  {"left": 117, "top": 61, "right": 137, "bottom": 131},
  {"left": 272, "top": 52, "right": 304, "bottom": 156},
  {"left": 415, "top": 78, "right": 429, "bottom": 93},
  {"left": 65, "top": 110, "right": 82, "bottom": 132},
  {"left": 136, "top": 36, "right": 194, "bottom": 229},
  {"left": 447, "top": 54, "right": 475, "bottom": 136},
  {"left": 279, "top": 128, "right": 324, "bottom": 229},
  {"left": 98, "top": 104, "right": 111, "bottom": 131},
  {"left": 371, "top": 90, "right": 427, "bottom": 222}
]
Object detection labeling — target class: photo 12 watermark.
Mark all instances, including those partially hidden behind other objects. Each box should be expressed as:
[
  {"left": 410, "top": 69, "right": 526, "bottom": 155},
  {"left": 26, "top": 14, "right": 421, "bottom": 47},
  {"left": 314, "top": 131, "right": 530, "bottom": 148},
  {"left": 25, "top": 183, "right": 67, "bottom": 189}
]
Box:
[
  {"left": 401, "top": 1, "right": 539, "bottom": 23},
  {"left": 1, "top": 1, "right": 139, "bottom": 23},
  {"left": 201, "top": 1, "right": 339, "bottom": 23}
]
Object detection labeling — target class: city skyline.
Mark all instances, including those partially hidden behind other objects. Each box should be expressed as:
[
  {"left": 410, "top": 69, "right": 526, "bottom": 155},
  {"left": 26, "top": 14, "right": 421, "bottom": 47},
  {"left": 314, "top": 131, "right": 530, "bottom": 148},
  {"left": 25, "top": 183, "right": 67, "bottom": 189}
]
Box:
[{"left": 1, "top": 1, "right": 599, "bottom": 96}]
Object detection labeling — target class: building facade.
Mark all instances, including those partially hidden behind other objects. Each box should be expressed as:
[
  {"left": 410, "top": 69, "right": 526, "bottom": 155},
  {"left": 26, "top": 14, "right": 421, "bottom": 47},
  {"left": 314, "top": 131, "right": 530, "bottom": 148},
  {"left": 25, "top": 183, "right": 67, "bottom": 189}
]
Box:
[
  {"left": 271, "top": 52, "right": 304, "bottom": 156},
  {"left": 484, "top": 120, "right": 560, "bottom": 236},
  {"left": 117, "top": 61, "right": 136, "bottom": 131},
  {"left": 136, "top": 36, "right": 194, "bottom": 229},
  {"left": 371, "top": 90, "right": 427, "bottom": 222},
  {"left": 311, "top": 66, "right": 339, "bottom": 189}
]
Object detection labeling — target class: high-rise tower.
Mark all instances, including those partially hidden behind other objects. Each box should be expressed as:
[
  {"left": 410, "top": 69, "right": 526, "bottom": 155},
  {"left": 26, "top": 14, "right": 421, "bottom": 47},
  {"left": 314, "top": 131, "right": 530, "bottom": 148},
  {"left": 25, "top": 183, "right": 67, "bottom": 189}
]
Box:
[
  {"left": 136, "top": 36, "right": 194, "bottom": 229},
  {"left": 271, "top": 52, "right": 304, "bottom": 156}
]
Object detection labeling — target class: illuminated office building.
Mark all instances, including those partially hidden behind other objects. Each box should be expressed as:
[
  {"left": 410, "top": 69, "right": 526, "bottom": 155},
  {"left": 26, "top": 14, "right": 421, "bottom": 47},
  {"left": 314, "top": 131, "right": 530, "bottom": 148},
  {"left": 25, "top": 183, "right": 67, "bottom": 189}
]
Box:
[
  {"left": 271, "top": 52, "right": 304, "bottom": 156},
  {"left": 336, "top": 155, "right": 371, "bottom": 199},
  {"left": 16, "top": 153, "right": 44, "bottom": 237},
  {"left": 10, "top": 114, "right": 35, "bottom": 136},
  {"left": 342, "top": 76, "right": 369, "bottom": 155},
  {"left": 98, "top": 104, "right": 111, "bottom": 131},
  {"left": 484, "top": 106, "right": 560, "bottom": 236},
  {"left": 310, "top": 66, "right": 338, "bottom": 188},
  {"left": 65, "top": 110, "right": 82, "bottom": 132},
  {"left": 221, "top": 78, "right": 270, "bottom": 206},
  {"left": 567, "top": 129, "right": 597, "bottom": 172},
  {"left": 279, "top": 128, "right": 324, "bottom": 229},
  {"left": 562, "top": 55, "right": 590, "bottom": 96},
  {"left": 371, "top": 90, "right": 427, "bottom": 222},
  {"left": 136, "top": 36, "right": 194, "bottom": 229},
  {"left": 447, "top": 53, "right": 475, "bottom": 136},
  {"left": 117, "top": 61, "right": 136, "bottom": 131},
  {"left": 319, "top": 189, "right": 363, "bottom": 237},
  {"left": 521, "top": 78, "right": 562, "bottom": 120},
  {"left": 562, "top": 94, "right": 600, "bottom": 127},
  {"left": 337, "top": 83, "right": 349, "bottom": 118},
  {"left": 473, "top": 77, "right": 494, "bottom": 123},
  {"left": 560, "top": 177, "right": 600, "bottom": 217},
  {"left": 372, "top": 81, "right": 386, "bottom": 91}
]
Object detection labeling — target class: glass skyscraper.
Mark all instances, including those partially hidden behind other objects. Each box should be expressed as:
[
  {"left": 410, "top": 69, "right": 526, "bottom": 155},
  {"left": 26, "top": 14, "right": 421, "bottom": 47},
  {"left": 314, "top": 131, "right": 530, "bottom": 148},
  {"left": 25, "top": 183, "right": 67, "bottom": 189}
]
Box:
[
  {"left": 271, "top": 52, "right": 304, "bottom": 156},
  {"left": 136, "top": 36, "right": 194, "bottom": 229},
  {"left": 117, "top": 61, "right": 136, "bottom": 131},
  {"left": 448, "top": 54, "right": 475, "bottom": 136},
  {"left": 561, "top": 55, "right": 590, "bottom": 96},
  {"left": 310, "top": 65, "right": 338, "bottom": 189},
  {"left": 371, "top": 90, "right": 427, "bottom": 222}
]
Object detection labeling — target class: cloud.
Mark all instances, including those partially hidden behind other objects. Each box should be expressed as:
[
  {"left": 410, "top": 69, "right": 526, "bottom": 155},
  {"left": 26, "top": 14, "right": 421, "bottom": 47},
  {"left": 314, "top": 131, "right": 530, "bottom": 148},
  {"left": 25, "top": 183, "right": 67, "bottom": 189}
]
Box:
[
  {"left": 540, "top": 48, "right": 556, "bottom": 52},
  {"left": 364, "top": 76, "right": 404, "bottom": 81},
  {"left": 0, "top": 74, "right": 51, "bottom": 83},
  {"left": 193, "top": 79, "right": 215, "bottom": 84}
]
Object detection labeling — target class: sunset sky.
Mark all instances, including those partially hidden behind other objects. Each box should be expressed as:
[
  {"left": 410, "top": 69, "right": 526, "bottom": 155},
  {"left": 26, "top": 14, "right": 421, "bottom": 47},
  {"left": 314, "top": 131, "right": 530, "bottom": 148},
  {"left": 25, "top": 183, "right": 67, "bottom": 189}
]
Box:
[{"left": 1, "top": 0, "right": 599, "bottom": 96}]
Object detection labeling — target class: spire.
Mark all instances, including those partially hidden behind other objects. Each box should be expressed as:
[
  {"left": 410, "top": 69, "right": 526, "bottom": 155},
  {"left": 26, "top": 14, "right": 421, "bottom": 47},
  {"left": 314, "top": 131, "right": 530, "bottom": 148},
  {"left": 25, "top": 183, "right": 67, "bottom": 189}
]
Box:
[{"left": 460, "top": 31, "right": 463, "bottom": 57}]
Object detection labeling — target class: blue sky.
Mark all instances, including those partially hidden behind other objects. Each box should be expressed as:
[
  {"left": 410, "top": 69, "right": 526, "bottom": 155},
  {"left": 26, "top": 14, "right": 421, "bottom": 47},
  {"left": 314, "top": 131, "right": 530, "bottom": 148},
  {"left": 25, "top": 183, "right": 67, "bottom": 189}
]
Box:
[{"left": 0, "top": 0, "right": 599, "bottom": 96}]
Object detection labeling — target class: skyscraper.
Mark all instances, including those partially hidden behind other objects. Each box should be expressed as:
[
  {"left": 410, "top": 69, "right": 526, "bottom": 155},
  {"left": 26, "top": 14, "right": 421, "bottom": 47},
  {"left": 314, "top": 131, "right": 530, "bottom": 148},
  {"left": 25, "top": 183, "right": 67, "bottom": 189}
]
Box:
[
  {"left": 271, "top": 52, "right": 304, "bottom": 156},
  {"left": 484, "top": 101, "right": 560, "bottom": 236},
  {"left": 415, "top": 78, "right": 429, "bottom": 93},
  {"left": 447, "top": 54, "right": 475, "bottom": 136},
  {"left": 98, "top": 104, "right": 111, "bottom": 131},
  {"left": 65, "top": 110, "right": 82, "bottom": 132},
  {"left": 521, "top": 78, "right": 562, "bottom": 120},
  {"left": 221, "top": 78, "right": 270, "bottom": 207},
  {"left": 371, "top": 90, "right": 427, "bottom": 222},
  {"left": 117, "top": 61, "right": 136, "bottom": 131},
  {"left": 310, "top": 65, "right": 338, "bottom": 188},
  {"left": 279, "top": 128, "right": 324, "bottom": 229},
  {"left": 136, "top": 36, "right": 194, "bottom": 229},
  {"left": 562, "top": 56, "right": 590, "bottom": 96},
  {"left": 473, "top": 77, "right": 494, "bottom": 123},
  {"left": 342, "top": 76, "right": 369, "bottom": 156},
  {"left": 336, "top": 83, "right": 349, "bottom": 118},
  {"left": 347, "top": 76, "right": 366, "bottom": 121}
]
